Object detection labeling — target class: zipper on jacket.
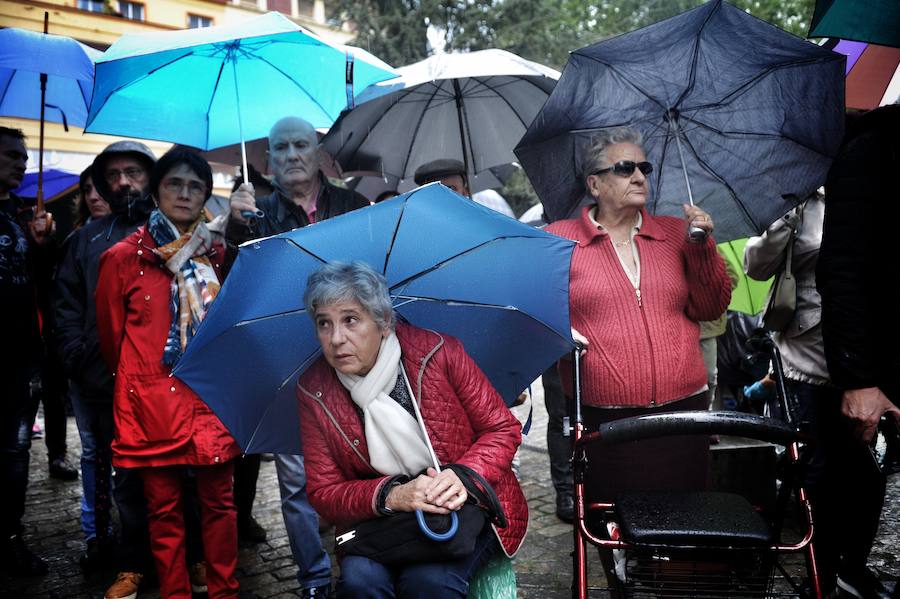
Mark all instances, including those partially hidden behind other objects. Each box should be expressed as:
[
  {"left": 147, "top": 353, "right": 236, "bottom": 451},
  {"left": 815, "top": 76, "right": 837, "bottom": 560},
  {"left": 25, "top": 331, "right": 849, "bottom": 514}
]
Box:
[{"left": 635, "top": 286, "right": 657, "bottom": 406}]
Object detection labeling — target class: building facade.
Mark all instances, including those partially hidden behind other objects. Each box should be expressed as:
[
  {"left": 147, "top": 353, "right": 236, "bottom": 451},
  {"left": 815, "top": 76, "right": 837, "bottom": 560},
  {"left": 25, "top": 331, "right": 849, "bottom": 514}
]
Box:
[{"left": 1, "top": 0, "right": 351, "bottom": 191}]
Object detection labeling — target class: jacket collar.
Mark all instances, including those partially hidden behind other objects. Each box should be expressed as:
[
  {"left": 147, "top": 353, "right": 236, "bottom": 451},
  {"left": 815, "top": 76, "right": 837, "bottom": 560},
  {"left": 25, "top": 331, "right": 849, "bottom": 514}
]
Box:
[{"left": 574, "top": 205, "right": 666, "bottom": 245}]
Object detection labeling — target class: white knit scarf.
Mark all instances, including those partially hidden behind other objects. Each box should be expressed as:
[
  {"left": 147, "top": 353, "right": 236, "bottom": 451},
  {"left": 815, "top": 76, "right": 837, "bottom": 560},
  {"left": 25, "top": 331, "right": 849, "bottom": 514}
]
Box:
[{"left": 335, "top": 332, "right": 434, "bottom": 476}]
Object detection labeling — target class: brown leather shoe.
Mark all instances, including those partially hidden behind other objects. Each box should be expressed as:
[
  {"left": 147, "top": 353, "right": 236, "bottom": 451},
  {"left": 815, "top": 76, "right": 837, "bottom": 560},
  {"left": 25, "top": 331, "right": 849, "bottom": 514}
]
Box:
[
  {"left": 190, "top": 562, "right": 208, "bottom": 594},
  {"left": 104, "top": 571, "right": 142, "bottom": 599}
]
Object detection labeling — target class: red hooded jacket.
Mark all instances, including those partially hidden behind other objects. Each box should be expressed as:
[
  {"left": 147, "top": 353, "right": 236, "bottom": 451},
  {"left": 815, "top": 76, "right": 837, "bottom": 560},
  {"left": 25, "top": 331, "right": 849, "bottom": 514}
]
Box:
[
  {"left": 298, "top": 323, "right": 528, "bottom": 557},
  {"left": 95, "top": 226, "right": 239, "bottom": 468}
]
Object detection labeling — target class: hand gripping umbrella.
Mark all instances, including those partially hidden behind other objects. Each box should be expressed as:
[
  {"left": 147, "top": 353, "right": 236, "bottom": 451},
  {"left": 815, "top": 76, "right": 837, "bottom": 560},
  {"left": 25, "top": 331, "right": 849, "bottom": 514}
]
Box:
[
  {"left": 173, "top": 184, "right": 575, "bottom": 454},
  {"left": 515, "top": 0, "right": 845, "bottom": 242},
  {"left": 0, "top": 19, "right": 100, "bottom": 211},
  {"left": 85, "top": 12, "right": 396, "bottom": 198}
]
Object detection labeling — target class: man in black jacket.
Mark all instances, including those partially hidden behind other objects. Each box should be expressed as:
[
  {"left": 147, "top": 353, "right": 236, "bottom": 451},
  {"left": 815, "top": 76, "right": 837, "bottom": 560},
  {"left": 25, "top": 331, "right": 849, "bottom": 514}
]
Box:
[
  {"left": 817, "top": 105, "right": 900, "bottom": 599},
  {"left": 54, "top": 141, "right": 158, "bottom": 599},
  {"left": 227, "top": 116, "right": 369, "bottom": 599},
  {"left": 0, "top": 126, "right": 54, "bottom": 576}
]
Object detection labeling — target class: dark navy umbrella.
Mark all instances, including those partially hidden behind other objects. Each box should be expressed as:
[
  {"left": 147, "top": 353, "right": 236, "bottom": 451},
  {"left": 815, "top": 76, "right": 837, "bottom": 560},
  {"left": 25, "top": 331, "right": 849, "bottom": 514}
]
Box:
[
  {"left": 515, "top": 0, "right": 845, "bottom": 241},
  {"left": 174, "top": 184, "right": 575, "bottom": 454}
]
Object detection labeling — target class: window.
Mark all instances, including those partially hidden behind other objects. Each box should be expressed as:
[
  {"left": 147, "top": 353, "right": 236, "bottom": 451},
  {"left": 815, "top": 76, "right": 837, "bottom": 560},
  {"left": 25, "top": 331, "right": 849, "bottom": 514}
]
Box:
[
  {"left": 188, "top": 14, "right": 213, "bottom": 29},
  {"left": 77, "top": 0, "right": 105, "bottom": 12},
  {"left": 119, "top": 1, "right": 144, "bottom": 21}
]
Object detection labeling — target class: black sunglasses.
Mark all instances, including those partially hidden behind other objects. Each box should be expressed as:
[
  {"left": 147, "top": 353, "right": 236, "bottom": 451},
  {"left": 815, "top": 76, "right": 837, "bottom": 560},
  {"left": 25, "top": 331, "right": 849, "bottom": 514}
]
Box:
[{"left": 591, "top": 160, "right": 653, "bottom": 178}]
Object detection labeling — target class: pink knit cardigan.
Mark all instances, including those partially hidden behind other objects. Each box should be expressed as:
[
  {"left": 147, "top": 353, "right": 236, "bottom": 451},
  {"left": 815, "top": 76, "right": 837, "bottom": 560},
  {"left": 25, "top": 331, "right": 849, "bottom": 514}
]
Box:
[{"left": 546, "top": 207, "right": 732, "bottom": 408}]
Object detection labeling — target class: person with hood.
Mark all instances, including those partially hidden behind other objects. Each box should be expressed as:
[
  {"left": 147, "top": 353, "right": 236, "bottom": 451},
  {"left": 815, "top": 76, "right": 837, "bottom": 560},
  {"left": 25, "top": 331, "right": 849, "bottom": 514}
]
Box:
[{"left": 53, "top": 141, "right": 158, "bottom": 599}]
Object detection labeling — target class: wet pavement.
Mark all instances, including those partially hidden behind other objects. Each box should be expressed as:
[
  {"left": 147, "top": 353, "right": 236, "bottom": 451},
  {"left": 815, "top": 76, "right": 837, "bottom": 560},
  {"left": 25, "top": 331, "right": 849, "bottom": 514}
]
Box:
[{"left": 2, "top": 381, "right": 897, "bottom": 598}]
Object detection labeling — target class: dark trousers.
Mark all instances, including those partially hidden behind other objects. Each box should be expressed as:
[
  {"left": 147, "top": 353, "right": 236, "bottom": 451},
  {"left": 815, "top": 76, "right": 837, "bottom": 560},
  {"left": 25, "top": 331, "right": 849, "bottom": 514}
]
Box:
[
  {"left": 793, "top": 382, "right": 886, "bottom": 592},
  {"left": 35, "top": 353, "right": 69, "bottom": 461},
  {"left": 0, "top": 371, "right": 35, "bottom": 538},
  {"left": 542, "top": 368, "right": 572, "bottom": 497},
  {"left": 234, "top": 453, "right": 261, "bottom": 521}
]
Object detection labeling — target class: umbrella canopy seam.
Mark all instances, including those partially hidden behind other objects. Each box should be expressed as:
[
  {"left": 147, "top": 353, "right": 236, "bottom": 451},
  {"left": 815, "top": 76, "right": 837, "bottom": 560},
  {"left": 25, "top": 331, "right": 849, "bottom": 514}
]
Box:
[{"left": 400, "top": 83, "right": 446, "bottom": 183}]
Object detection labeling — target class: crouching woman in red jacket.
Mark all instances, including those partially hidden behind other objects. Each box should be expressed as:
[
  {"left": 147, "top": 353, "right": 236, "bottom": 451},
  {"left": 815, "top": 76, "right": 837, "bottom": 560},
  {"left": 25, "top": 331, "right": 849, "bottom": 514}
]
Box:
[
  {"left": 298, "top": 261, "right": 528, "bottom": 599},
  {"left": 96, "top": 148, "right": 239, "bottom": 598}
]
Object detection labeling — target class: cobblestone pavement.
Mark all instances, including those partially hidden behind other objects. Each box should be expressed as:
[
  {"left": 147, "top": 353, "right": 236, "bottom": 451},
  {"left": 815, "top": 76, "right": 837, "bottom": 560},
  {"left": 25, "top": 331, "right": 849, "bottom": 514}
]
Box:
[{"left": 3, "top": 382, "right": 897, "bottom": 598}]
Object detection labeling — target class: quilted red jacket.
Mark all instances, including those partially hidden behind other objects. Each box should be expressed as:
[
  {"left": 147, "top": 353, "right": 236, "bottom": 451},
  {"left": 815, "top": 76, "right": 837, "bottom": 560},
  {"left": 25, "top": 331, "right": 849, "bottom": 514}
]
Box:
[{"left": 298, "top": 322, "right": 528, "bottom": 557}]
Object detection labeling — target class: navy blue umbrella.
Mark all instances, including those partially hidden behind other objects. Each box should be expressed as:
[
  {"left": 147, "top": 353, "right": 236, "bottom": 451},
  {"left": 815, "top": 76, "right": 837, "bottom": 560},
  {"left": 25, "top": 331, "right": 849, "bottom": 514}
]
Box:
[
  {"left": 515, "top": 0, "right": 845, "bottom": 241},
  {"left": 174, "top": 184, "right": 575, "bottom": 454}
]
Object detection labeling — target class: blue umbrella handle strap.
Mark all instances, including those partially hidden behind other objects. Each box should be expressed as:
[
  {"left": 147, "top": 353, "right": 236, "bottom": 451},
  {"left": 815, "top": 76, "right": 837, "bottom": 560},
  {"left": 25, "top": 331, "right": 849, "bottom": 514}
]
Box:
[{"left": 415, "top": 509, "right": 458, "bottom": 541}]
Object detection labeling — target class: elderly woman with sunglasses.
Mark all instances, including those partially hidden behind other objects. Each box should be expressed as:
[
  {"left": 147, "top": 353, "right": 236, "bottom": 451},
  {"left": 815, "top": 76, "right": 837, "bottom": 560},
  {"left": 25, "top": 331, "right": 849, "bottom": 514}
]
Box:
[
  {"left": 545, "top": 127, "right": 731, "bottom": 499},
  {"left": 96, "top": 148, "right": 240, "bottom": 598}
]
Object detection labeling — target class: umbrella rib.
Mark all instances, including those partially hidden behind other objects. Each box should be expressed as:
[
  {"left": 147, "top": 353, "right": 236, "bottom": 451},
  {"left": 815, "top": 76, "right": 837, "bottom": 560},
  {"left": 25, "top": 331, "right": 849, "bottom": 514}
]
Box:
[
  {"left": 452, "top": 78, "right": 474, "bottom": 176},
  {"left": 335, "top": 86, "right": 421, "bottom": 176},
  {"left": 573, "top": 54, "right": 668, "bottom": 112},
  {"left": 99, "top": 51, "right": 197, "bottom": 99},
  {"left": 651, "top": 127, "right": 674, "bottom": 215},
  {"left": 381, "top": 191, "right": 414, "bottom": 275},
  {"left": 695, "top": 55, "right": 840, "bottom": 109},
  {"left": 469, "top": 76, "right": 531, "bottom": 129},
  {"left": 399, "top": 82, "right": 446, "bottom": 179},
  {"left": 392, "top": 295, "right": 575, "bottom": 348},
  {"left": 673, "top": 0, "right": 719, "bottom": 108},
  {"left": 204, "top": 57, "right": 229, "bottom": 148},
  {"left": 241, "top": 347, "right": 323, "bottom": 452},
  {"left": 388, "top": 234, "right": 543, "bottom": 292},
  {"left": 253, "top": 54, "right": 333, "bottom": 118},
  {"left": 675, "top": 122, "right": 758, "bottom": 232}
]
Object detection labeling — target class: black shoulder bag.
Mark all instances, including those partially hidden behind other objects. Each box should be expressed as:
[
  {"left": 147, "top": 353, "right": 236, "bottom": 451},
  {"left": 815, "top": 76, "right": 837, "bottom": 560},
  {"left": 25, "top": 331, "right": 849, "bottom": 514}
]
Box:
[{"left": 335, "top": 464, "right": 507, "bottom": 565}]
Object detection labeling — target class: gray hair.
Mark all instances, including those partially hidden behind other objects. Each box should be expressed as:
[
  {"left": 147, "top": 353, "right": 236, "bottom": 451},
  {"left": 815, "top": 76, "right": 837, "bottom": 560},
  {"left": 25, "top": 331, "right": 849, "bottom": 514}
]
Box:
[
  {"left": 304, "top": 261, "right": 395, "bottom": 330},
  {"left": 581, "top": 127, "right": 644, "bottom": 184}
]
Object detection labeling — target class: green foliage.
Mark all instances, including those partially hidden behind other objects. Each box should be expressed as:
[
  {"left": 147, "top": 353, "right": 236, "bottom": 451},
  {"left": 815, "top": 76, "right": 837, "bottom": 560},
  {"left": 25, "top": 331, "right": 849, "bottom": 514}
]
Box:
[
  {"left": 333, "top": 0, "right": 816, "bottom": 70},
  {"left": 332, "top": 0, "right": 817, "bottom": 212}
]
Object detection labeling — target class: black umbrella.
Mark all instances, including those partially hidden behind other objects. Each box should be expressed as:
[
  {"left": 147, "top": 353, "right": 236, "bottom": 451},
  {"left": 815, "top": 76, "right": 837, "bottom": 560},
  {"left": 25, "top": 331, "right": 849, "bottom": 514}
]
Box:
[{"left": 515, "top": 0, "right": 845, "bottom": 241}]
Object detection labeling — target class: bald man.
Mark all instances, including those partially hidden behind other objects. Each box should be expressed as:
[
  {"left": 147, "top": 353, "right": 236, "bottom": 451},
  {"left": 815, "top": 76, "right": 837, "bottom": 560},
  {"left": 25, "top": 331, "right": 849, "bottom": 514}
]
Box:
[
  {"left": 227, "top": 116, "right": 368, "bottom": 244},
  {"left": 226, "top": 117, "right": 367, "bottom": 598}
]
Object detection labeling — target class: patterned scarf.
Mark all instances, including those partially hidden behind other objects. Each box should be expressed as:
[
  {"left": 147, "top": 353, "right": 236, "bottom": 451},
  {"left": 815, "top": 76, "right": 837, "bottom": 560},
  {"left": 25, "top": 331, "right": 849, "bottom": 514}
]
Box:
[{"left": 147, "top": 209, "right": 225, "bottom": 366}]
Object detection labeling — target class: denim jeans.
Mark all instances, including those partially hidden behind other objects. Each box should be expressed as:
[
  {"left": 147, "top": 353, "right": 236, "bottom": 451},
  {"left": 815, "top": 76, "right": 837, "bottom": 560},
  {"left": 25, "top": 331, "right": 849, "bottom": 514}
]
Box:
[
  {"left": 70, "top": 386, "right": 114, "bottom": 542},
  {"left": 337, "top": 522, "right": 500, "bottom": 598},
  {"left": 274, "top": 454, "right": 332, "bottom": 589}
]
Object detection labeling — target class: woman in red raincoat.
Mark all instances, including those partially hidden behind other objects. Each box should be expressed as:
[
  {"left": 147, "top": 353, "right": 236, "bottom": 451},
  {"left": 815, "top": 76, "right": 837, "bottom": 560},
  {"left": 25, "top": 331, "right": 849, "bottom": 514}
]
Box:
[{"left": 96, "top": 148, "right": 239, "bottom": 598}]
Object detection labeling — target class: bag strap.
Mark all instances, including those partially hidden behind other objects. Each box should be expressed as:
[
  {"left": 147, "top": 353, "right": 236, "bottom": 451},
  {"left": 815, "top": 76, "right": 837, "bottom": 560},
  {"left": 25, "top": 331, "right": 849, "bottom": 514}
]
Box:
[
  {"left": 445, "top": 463, "right": 508, "bottom": 528},
  {"left": 783, "top": 201, "right": 806, "bottom": 277}
]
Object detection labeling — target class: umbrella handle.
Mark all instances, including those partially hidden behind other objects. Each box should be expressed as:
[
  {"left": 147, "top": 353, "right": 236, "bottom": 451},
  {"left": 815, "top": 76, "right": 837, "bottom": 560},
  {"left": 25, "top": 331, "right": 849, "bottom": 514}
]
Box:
[
  {"left": 668, "top": 110, "right": 708, "bottom": 244},
  {"left": 688, "top": 226, "right": 708, "bottom": 243},
  {"left": 240, "top": 209, "right": 265, "bottom": 220},
  {"left": 415, "top": 509, "right": 458, "bottom": 541}
]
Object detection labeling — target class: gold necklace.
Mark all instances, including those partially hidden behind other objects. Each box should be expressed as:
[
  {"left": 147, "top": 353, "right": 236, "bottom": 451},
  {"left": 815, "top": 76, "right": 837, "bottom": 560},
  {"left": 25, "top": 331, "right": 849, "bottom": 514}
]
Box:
[{"left": 612, "top": 238, "right": 631, "bottom": 248}]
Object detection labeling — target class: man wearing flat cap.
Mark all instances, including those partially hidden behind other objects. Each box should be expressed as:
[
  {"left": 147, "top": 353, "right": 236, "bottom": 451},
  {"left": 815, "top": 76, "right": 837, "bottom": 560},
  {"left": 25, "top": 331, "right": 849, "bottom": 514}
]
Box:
[{"left": 413, "top": 158, "right": 470, "bottom": 197}]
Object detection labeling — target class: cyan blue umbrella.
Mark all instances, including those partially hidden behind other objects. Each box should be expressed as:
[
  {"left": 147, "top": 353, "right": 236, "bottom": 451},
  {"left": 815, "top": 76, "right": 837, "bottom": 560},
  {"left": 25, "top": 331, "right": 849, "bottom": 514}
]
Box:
[
  {"left": 85, "top": 11, "right": 396, "bottom": 184},
  {"left": 174, "top": 184, "right": 575, "bottom": 454}
]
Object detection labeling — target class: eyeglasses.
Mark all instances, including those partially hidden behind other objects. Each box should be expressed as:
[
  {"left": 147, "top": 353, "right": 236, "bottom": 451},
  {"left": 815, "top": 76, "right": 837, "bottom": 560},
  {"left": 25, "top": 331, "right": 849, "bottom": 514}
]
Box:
[
  {"left": 591, "top": 161, "right": 653, "bottom": 178},
  {"left": 162, "top": 177, "right": 207, "bottom": 198},
  {"left": 104, "top": 167, "right": 146, "bottom": 185}
]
